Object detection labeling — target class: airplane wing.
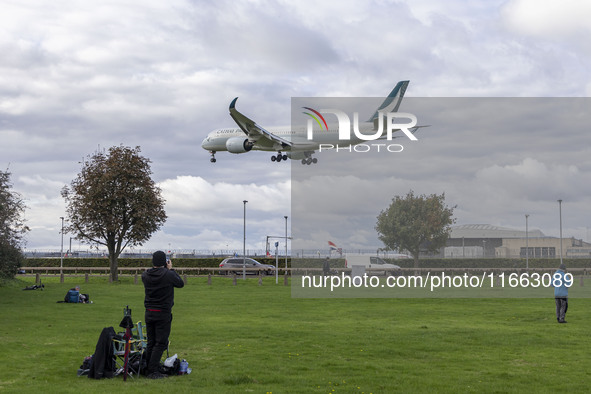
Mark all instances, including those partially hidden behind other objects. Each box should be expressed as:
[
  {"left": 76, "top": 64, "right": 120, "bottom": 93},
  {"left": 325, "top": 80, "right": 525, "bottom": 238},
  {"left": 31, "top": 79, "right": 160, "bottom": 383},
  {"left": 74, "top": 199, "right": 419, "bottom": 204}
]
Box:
[
  {"left": 374, "top": 125, "right": 431, "bottom": 140},
  {"left": 229, "top": 98, "right": 293, "bottom": 150}
]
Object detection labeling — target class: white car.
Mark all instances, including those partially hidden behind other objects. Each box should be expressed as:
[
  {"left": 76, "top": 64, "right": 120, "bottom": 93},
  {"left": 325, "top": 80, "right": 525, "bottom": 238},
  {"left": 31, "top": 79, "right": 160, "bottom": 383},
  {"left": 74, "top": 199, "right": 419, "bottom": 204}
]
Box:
[
  {"left": 219, "top": 257, "right": 275, "bottom": 275},
  {"left": 344, "top": 254, "right": 402, "bottom": 276}
]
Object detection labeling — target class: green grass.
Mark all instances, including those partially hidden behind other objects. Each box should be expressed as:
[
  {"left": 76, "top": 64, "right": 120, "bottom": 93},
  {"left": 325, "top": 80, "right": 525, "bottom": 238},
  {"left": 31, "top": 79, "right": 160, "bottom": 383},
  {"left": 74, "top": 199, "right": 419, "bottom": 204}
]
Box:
[{"left": 1, "top": 276, "right": 590, "bottom": 393}]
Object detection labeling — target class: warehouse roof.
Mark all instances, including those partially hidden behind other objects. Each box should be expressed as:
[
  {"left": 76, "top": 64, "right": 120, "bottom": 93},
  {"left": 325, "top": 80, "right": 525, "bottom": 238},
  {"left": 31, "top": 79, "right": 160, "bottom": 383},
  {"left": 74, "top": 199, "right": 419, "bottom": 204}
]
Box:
[{"left": 450, "top": 224, "right": 546, "bottom": 239}]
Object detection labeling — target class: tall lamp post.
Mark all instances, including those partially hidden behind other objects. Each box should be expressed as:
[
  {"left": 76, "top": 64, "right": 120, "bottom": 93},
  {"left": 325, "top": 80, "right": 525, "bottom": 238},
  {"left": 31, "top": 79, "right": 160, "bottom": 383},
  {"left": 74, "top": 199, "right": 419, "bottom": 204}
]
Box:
[
  {"left": 558, "top": 199, "right": 563, "bottom": 265},
  {"left": 284, "top": 216, "right": 288, "bottom": 272},
  {"left": 60, "top": 217, "right": 64, "bottom": 275},
  {"left": 525, "top": 214, "right": 529, "bottom": 270},
  {"left": 243, "top": 200, "right": 248, "bottom": 280}
]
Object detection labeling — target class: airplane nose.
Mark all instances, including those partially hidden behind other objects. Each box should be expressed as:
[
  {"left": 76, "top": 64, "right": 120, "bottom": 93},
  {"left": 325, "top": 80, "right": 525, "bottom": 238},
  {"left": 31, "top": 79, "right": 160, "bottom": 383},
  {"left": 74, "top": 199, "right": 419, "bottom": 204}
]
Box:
[{"left": 201, "top": 137, "right": 211, "bottom": 150}]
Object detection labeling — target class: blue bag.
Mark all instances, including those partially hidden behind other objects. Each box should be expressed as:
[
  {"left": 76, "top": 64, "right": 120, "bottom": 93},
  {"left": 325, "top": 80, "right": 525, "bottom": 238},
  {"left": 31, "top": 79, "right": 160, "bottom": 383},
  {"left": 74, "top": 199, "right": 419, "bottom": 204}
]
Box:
[{"left": 66, "top": 289, "right": 80, "bottom": 303}]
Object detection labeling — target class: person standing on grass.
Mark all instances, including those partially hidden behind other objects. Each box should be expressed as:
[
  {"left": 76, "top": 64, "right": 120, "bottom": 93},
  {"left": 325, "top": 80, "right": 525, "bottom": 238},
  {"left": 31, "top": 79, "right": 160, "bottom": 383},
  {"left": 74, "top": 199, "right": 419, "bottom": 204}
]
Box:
[
  {"left": 554, "top": 263, "right": 568, "bottom": 324},
  {"left": 323, "top": 257, "right": 331, "bottom": 276},
  {"left": 142, "top": 250, "right": 185, "bottom": 379}
]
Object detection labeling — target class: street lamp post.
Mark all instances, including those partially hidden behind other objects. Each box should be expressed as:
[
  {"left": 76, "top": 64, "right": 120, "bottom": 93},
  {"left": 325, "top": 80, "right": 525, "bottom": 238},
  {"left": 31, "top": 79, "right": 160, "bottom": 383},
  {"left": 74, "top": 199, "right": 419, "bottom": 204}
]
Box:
[
  {"left": 525, "top": 214, "right": 529, "bottom": 270},
  {"left": 275, "top": 241, "right": 279, "bottom": 284},
  {"left": 284, "top": 216, "right": 288, "bottom": 272},
  {"left": 60, "top": 217, "right": 64, "bottom": 275},
  {"left": 558, "top": 199, "right": 563, "bottom": 265},
  {"left": 243, "top": 200, "right": 247, "bottom": 280}
]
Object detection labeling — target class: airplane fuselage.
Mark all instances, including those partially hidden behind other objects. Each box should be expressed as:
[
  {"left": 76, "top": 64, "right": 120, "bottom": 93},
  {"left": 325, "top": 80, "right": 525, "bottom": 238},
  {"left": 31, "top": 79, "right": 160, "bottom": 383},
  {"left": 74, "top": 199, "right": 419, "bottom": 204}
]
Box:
[{"left": 201, "top": 123, "right": 378, "bottom": 153}]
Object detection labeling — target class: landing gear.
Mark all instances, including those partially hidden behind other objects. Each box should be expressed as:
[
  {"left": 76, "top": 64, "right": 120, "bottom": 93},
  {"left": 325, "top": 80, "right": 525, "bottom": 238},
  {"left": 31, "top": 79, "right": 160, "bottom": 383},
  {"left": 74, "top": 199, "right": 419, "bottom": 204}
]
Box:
[
  {"left": 209, "top": 151, "right": 217, "bottom": 163},
  {"left": 300, "top": 157, "right": 318, "bottom": 165},
  {"left": 271, "top": 152, "right": 288, "bottom": 163}
]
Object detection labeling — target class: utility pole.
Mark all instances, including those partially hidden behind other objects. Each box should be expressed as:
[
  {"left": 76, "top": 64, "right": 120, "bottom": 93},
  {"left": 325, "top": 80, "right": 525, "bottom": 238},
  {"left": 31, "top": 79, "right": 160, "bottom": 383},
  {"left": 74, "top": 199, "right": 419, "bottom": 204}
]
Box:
[
  {"left": 525, "top": 214, "right": 529, "bottom": 270},
  {"left": 558, "top": 200, "right": 563, "bottom": 265},
  {"left": 243, "top": 200, "right": 248, "bottom": 280},
  {"left": 60, "top": 217, "right": 64, "bottom": 275}
]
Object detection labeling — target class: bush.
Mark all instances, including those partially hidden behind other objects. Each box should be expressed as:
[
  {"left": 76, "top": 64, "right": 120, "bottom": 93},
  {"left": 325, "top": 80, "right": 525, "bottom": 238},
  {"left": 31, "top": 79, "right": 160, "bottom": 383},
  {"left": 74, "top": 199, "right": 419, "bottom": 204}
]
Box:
[
  {"left": 0, "top": 241, "right": 24, "bottom": 280},
  {"left": 291, "top": 258, "right": 345, "bottom": 268}
]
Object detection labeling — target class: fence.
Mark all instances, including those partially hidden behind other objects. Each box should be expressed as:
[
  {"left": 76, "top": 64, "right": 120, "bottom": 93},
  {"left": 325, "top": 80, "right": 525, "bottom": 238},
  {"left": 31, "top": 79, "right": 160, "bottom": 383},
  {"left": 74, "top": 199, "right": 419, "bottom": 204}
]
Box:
[
  {"left": 22, "top": 249, "right": 409, "bottom": 259},
  {"left": 19, "top": 266, "right": 591, "bottom": 286},
  {"left": 18, "top": 266, "right": 293, "bottom": 285}
]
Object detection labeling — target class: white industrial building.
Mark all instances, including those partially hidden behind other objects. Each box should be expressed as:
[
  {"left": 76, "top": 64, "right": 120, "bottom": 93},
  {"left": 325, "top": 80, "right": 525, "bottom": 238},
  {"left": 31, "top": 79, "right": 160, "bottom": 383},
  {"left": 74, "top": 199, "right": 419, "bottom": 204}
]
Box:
[{"left": 443, "top": 224, "right": 591, "bottom": 258}]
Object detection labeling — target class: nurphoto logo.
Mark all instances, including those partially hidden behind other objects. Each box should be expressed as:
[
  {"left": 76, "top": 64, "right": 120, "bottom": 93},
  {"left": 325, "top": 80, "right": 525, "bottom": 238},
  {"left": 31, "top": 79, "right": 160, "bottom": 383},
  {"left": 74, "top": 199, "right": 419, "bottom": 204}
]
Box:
[{"left": 302, "top": 107, "right": 418, "bottom": 153}]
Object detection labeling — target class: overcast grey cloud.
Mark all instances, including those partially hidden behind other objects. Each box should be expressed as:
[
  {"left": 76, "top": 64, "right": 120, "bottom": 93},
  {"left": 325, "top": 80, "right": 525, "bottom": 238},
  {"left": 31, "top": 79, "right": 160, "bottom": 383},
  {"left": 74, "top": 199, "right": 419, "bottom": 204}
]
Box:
[{"left": 1, "top": 0, "right": 590, "bottom": 253}]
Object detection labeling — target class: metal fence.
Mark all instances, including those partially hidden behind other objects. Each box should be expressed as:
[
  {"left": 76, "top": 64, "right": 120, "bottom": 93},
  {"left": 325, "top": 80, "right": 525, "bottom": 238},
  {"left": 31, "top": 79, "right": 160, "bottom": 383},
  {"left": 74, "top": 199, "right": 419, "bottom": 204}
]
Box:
[{"left": 22, "top": 248, "right": 390, "bottom": 259}]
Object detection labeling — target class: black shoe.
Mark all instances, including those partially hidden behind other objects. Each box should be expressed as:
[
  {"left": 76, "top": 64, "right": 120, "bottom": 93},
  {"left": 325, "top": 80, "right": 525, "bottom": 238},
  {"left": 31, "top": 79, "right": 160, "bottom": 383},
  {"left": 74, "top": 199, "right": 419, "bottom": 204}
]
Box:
[
  {"left": 559, "top": 320, "right": 567, "bottom": 324},
  {"left": 147, "top": 372, "right": 168, "bottom": 379}
]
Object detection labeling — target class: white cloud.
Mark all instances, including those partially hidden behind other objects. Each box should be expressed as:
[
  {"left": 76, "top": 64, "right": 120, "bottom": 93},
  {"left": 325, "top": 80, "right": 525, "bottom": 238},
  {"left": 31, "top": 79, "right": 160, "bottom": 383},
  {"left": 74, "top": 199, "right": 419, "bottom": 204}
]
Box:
[
  {"left": 154, "top": 175, "right": 290, "bottom": 251},
  {"left": 475, "top": 158, "right": 583, "bottom": 202},
  {"left": 502, "top": 0, "right": 591, "bottom": 39},
  {"left": 160, "top": 175, "right": 290, "bottom": 214}
]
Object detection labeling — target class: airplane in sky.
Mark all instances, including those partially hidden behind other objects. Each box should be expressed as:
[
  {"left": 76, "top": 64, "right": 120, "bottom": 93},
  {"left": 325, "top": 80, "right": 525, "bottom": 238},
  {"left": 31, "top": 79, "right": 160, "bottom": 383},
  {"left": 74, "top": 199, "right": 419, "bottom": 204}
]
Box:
[{"left": 201, "top": 81, "right": 419, "bottom": 165}]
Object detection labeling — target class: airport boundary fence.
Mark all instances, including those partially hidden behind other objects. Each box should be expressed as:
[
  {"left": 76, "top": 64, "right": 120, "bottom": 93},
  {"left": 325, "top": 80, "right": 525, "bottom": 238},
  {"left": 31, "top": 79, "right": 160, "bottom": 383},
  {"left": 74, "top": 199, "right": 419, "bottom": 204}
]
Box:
[{"left": 20, "top": 257, "right": 591, "bottom": 269}]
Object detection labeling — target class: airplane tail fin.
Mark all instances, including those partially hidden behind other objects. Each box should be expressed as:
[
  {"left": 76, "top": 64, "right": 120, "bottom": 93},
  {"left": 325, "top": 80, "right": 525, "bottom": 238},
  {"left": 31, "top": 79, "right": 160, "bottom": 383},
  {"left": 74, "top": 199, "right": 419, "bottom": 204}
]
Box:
[
  {"left": 367, "top": 80, "right": 410, "bottom": 123},
  {"left": 328, "top": 241, "right": 338, "bottom": 251},
  {"left": 328, "top": 241, "right": 342, "bottom": 256}
]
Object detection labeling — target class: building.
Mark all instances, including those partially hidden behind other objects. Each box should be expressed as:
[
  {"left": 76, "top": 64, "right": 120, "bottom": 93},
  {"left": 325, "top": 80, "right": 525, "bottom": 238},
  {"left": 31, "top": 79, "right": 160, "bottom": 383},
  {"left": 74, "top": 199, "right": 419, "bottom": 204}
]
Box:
[{"left": 444, "top": 224, "right": 591, "bottom": 258}]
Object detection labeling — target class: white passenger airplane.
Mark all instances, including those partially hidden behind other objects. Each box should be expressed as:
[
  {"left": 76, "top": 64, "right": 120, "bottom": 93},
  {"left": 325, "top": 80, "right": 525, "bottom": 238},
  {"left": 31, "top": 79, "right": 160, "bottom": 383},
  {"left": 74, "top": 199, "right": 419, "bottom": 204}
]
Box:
[{"left": 201, "top": 80, "right": 419, "bottom": 165}]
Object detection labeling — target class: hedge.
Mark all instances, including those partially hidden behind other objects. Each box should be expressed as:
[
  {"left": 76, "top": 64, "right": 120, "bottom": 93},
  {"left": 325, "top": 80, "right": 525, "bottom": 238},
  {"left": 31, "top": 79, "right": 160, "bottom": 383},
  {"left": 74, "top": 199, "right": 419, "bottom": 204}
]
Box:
[
  {"left": 22, "top": 257, "right": 290, "bottom": 268},
  {"left": 21, "top": 257, "right": 591, "bottom": 270}
]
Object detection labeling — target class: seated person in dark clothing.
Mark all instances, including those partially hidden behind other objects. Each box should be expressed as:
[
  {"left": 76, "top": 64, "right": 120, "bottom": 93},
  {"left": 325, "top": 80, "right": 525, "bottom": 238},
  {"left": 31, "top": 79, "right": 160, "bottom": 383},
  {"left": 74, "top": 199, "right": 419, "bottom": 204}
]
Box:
[{"left": 64, "top": 285, "right": 90, "bottom": 303}]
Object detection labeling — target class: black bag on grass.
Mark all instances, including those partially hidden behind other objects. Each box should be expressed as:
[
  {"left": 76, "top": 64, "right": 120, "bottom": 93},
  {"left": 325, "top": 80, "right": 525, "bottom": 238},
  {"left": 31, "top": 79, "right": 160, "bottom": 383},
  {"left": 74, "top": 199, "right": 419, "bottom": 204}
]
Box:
[
  {"left": 77, "top": 355, "right": 92, "bottom": 376},
  {"left": 159, "top": 358, "right": 180, "bottom": 375}
]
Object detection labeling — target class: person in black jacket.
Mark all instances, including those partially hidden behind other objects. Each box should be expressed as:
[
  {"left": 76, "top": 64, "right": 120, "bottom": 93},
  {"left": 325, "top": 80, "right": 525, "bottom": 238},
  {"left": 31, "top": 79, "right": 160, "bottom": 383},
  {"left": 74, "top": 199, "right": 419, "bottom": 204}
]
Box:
[
  {"left": 323, "top": 257, "right": 330, "bottom": 276},
  {"left": 142, "top": 250, "right": 185, "bottom": 379}
]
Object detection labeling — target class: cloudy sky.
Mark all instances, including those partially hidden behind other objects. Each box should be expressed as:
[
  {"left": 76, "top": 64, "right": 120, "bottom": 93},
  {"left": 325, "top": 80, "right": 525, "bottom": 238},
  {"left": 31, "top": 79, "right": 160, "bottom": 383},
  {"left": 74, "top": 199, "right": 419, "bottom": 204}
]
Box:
[{"left": 1, "top": 0, "right": 590, "bottom": 254}]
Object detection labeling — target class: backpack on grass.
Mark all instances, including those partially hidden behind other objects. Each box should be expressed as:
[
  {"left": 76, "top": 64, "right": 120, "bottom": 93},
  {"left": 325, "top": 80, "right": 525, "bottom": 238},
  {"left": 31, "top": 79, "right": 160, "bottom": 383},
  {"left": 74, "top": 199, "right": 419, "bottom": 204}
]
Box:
[{"left": 66, "top": 289, "right": 80, "bottom": 303}]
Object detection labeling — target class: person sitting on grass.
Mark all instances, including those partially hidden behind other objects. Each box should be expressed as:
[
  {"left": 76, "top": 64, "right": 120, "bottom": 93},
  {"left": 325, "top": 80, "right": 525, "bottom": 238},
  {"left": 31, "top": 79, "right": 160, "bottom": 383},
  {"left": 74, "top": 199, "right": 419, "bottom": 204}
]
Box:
[{"left": 64, "top": 286, "right": 89, "bottom": 303}]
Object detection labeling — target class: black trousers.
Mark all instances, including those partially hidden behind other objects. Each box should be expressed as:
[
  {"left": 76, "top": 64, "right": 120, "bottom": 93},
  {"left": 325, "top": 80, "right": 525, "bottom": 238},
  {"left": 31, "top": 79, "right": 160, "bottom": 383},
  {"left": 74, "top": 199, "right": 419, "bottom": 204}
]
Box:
[
  {"left": 555, "top": 297, "right": 568, "bottom": 322},
  {"left": 145, "top": 310, "right": 172, "bottom": 374}
]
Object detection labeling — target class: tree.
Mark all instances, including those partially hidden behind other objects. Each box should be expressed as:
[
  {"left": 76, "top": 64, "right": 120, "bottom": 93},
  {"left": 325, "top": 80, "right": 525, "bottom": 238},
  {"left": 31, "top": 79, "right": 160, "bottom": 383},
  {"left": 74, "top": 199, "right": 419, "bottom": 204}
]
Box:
[
  {"left": 62, "top": 146, "right": 167, "bottom": 281},
  {"left": 375, "top": 190, "right": 455, "bottom": 271},
  {"left": 0, "top": 170, "right": 29, "bottom": 280}
]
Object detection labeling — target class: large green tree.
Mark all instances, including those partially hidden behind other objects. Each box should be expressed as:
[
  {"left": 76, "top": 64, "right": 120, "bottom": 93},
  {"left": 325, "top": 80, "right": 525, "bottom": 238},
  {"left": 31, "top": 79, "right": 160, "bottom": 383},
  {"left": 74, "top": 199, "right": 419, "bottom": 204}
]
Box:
[
  {"left": 62, "top": 146, "right": 167, "bottom": 281},
  {"left": 376, "top": 190, "right": 455, "bottom": 271},
  {"left": 0, "top": 170, "right": 28, "bottom": 280}
]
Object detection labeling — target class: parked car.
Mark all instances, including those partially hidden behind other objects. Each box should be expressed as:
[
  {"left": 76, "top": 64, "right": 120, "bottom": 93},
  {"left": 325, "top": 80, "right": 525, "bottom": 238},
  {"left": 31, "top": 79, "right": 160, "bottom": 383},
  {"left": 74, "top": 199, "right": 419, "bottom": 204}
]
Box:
[{"left": 219, "top": 258, "right": 275, "bottom": 276}]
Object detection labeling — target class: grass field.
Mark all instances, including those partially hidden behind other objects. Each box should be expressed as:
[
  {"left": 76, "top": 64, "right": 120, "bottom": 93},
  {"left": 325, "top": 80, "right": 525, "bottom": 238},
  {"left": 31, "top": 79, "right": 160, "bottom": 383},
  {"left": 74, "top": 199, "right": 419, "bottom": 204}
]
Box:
[{"left": 1, "top": 275, "right": 590, "bottom": 393}]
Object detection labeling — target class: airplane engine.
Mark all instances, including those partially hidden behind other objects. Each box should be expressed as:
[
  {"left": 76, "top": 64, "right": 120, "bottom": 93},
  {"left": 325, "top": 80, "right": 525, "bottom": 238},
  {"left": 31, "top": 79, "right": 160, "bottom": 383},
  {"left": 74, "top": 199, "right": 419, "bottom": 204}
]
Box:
[{"left": 226, "top": 137, "right": 254, "bottom": 154}]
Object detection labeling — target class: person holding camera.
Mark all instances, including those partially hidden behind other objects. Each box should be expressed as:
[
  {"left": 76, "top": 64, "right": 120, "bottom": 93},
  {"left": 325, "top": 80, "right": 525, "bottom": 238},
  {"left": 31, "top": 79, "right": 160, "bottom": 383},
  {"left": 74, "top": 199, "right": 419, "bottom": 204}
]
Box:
[{"left": 142, "top": 250, "right": 185, "bottom": 379}]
